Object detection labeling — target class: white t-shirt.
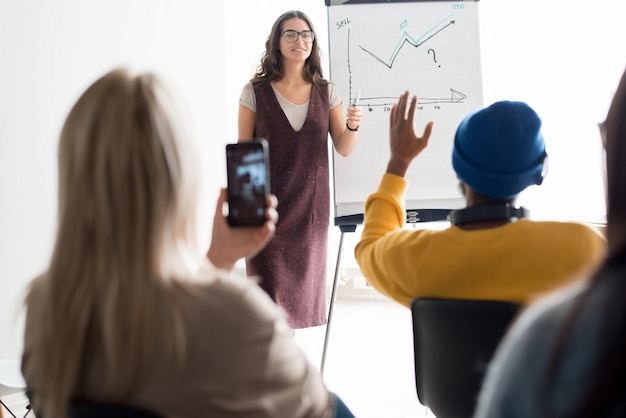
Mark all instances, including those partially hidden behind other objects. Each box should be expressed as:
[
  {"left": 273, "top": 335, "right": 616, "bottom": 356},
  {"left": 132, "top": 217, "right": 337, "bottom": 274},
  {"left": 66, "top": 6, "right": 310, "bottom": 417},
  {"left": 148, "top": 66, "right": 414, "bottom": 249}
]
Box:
[{"left": 239, "top": 81, "right": 342, "bottom": 132}]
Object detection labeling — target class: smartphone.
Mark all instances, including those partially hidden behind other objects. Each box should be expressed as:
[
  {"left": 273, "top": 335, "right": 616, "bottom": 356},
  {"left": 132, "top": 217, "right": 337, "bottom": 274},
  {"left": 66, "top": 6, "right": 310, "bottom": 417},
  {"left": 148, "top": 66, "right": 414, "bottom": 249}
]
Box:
[{"left": 225, "top": 139, "right": 271, "bottom": 227}]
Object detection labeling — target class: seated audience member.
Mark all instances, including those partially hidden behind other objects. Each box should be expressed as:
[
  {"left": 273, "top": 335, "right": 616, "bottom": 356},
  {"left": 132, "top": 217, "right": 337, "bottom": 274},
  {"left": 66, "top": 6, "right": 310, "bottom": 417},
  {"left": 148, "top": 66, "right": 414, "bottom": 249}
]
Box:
[
  {"left": 21, "top": 68, "right": 353, "bottom": 418},
  {"left": 473, "top": 68, "right": 626, "bottom": 417},
  {"left": 355, "top": 92, "right": 606, "bottom": 308}
]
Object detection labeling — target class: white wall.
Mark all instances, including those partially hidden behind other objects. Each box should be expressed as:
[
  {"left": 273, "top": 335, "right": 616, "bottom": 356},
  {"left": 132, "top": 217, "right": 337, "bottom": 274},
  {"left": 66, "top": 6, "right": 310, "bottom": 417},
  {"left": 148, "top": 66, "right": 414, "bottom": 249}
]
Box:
[
  {"left": 1, "top": 0, "right": 624, "bottom": 360},
  {"left": 478, "top": 1, "right": 623, "bottom": 222},
  {"left": 0, "top": 0, "right": 225, "bottom": 358}
]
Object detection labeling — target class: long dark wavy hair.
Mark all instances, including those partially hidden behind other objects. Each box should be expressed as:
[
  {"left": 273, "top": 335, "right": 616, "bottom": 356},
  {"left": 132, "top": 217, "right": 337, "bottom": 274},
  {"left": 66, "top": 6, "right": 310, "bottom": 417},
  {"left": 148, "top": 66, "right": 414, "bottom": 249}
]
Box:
[
  {"left": 541, "top": 67, "right": 626, "bottom": 417},
  {"left": 251, "top": 10, "right": 327, "bottom": 87}
]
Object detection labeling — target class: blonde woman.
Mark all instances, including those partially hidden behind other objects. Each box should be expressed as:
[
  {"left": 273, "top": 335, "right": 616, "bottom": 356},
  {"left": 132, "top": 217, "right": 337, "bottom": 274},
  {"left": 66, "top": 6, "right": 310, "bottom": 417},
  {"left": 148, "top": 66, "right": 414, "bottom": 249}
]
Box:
[{"left": 22, "top": 68, "right": 354, "bottom": 418}]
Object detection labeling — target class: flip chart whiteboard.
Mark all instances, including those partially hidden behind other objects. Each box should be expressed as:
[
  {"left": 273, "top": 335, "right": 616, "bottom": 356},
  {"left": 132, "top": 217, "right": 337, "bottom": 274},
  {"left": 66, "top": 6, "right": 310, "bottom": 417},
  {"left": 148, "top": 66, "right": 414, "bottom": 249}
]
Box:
[{"left": 327, "top": 1, "right": 483, "bottom": 221}]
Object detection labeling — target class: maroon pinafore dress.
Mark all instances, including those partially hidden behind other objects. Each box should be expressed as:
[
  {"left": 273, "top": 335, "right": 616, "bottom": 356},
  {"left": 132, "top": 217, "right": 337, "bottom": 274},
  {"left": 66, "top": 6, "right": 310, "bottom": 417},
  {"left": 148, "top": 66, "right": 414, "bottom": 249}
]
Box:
[{"left": 246, "top": 82, "right": 330, "bottom": 329}]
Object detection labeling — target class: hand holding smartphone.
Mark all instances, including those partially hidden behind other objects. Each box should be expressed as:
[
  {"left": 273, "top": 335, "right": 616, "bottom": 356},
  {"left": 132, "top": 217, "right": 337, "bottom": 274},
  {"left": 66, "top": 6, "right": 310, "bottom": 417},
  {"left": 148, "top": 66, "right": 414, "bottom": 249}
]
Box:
[{"left": 226, "top": 138, "right": 271, "bottom": 227}]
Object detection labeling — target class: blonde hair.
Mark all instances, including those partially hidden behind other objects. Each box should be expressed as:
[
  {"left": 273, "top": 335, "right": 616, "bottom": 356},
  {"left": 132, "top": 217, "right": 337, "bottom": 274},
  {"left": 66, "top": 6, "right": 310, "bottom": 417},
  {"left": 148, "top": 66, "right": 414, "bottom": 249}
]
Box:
[{"left": 26, "top": 68, "right": 199, "bottom": 418}]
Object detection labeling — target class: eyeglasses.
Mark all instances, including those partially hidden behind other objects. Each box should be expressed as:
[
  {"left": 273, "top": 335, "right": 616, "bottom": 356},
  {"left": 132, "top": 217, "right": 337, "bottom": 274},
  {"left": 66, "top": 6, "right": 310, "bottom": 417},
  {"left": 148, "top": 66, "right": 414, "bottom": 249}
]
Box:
[{"left": 281, "top": 30, "right": 315, "bottom": 43}]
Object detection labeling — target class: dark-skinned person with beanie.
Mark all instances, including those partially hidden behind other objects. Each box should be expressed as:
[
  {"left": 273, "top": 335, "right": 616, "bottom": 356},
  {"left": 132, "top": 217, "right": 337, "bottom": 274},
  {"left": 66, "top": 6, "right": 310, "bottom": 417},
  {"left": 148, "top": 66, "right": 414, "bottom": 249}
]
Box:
[{"left": 355, "top": 92, "right": 606, "bottom": 308}]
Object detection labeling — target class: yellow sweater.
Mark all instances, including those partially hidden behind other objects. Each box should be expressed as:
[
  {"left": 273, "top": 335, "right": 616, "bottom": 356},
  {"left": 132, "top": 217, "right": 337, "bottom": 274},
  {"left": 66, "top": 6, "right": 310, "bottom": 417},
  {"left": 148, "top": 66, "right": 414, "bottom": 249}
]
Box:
[{"left": 354, "top": 173, "right": 607, "bottom": 308}]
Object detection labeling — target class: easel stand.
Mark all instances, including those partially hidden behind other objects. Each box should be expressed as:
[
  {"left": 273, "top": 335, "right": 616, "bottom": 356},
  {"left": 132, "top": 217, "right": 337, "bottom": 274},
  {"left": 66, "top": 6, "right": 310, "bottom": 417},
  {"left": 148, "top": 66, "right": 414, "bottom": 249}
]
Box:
[
  {"left": 320, "top": 209, "right": 451, "bottom": 376},
  {"left": 320, "top": 222, "right": 357, "bottom": 376}
]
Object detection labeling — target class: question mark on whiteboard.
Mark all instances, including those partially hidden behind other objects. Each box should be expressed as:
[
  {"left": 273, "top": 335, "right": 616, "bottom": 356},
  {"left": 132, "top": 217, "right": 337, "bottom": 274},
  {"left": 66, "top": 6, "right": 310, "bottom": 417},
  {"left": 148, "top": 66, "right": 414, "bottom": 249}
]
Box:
[{"left": 428, "top": 49, "right": 441, "bottom": 67}]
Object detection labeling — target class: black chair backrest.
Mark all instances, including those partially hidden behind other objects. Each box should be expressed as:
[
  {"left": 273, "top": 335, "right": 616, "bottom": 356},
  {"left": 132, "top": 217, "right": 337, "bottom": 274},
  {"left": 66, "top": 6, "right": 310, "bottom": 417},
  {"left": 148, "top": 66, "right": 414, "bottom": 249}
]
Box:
[
  {"left": 411, "top": 297, "right": 521, "bottom": 418},
  {"left": 68, "top": 400, "right": 163, "bottom": 418}
]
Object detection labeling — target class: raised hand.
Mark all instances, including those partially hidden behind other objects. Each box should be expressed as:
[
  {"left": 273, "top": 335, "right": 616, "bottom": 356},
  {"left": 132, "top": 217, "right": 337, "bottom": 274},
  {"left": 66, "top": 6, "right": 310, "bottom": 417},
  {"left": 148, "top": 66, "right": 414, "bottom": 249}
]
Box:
[{"left": 387, "top": 91, "right": 434, "bottom": 177}]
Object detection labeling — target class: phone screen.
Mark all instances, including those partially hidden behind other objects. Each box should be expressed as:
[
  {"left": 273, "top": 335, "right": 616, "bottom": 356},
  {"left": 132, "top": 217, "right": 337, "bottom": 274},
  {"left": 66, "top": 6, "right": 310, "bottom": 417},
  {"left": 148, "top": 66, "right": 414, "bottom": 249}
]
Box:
[{"left": 226, "top": 139, "right": 270, "bottom": 227}]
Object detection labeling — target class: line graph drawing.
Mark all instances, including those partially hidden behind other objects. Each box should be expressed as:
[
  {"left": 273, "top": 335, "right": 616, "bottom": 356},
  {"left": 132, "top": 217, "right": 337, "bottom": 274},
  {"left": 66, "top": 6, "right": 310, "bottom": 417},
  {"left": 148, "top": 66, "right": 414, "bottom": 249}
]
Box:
[
  {"left": 344, "top": 16, "right": 468, "bottom": 109},
  {"left": 358, "top": 15, "right": 455, "bottom": 69}
]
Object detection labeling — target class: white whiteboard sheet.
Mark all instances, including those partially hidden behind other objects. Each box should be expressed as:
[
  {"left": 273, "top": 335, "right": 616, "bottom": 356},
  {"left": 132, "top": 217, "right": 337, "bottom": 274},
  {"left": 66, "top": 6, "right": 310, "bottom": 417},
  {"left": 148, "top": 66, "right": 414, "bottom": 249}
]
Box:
[{"left": 328, "top": 1, "right": 483, "bottom": 219}]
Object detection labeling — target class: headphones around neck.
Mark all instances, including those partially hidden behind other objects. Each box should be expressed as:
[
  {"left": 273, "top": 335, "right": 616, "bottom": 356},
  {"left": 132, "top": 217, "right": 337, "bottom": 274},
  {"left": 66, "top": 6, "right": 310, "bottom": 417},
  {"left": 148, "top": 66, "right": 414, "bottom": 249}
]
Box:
[{"left": 449, "top": 204, "right": 530, "bottom": 226}]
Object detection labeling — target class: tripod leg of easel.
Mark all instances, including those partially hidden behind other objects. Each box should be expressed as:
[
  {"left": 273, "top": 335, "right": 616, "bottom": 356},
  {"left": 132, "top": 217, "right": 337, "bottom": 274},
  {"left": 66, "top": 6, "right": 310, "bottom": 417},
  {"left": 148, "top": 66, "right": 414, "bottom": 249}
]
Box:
[
  {"left": 0, "top": 398, "right": 18, "bottom": 418},
  {"left": 320, "top": 230, "right": 346, "bottom": 377}
]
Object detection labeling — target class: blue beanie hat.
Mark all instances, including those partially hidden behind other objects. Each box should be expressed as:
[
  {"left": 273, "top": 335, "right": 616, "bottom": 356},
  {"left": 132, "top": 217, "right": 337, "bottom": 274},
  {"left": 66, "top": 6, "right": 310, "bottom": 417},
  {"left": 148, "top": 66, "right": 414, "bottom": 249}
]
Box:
[{"left": 452, "top": 101, "right": 547, "bottom": 200}]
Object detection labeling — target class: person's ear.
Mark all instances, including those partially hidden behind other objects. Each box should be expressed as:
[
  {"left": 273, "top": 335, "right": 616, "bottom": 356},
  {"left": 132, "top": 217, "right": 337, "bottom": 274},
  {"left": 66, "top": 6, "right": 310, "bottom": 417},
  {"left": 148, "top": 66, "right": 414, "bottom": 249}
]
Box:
[{"left": 458, "top": 181, "right": 467, "bottom": 197}]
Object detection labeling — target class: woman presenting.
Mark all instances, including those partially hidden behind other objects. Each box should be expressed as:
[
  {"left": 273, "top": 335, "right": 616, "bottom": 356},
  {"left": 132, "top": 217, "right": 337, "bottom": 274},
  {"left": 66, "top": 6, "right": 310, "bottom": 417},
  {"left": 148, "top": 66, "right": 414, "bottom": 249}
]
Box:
[{"left": 238, "top": 10, "right": 362, "bottom": 329}]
